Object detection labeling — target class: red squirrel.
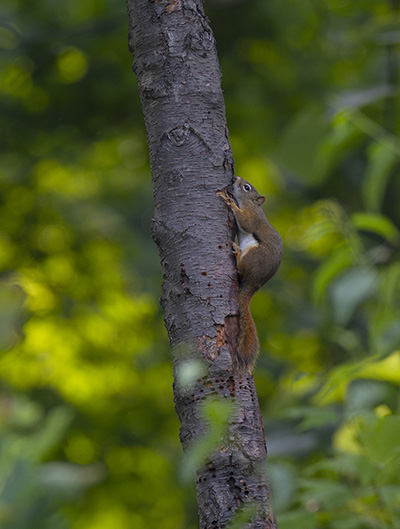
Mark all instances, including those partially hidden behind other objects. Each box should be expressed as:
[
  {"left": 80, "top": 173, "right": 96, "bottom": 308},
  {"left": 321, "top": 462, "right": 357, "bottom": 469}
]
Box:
[{"left": 217, "top": 177, "right": 282, "bottom": 373}]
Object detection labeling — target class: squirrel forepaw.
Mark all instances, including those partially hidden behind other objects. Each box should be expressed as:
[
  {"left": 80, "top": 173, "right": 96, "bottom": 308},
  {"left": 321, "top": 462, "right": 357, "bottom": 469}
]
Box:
[
  {"left": 232, "top": 242, "right": 241, "bottom": 258},
  {"left": 216, "top": 189, "right": 234, "bottom": 207}
]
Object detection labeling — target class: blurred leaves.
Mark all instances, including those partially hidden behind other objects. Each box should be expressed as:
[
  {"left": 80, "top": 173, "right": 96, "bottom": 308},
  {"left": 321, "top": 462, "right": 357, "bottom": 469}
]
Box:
[
  {"left": 330, "top": 267, "right": 378, "bottom": 325},
  {"left": 1, "top": 0, "right": 400, "bottom": 528},
  {"left": 276, "top": 107, "right": 332, "bottom": 186},
  {"left": 0, "top": 397, "right": 103, "bottom": 529},
  {"left": 301, "top": 412, "right": 400, "bottom": 527},
  {"left": 180, "top": 398, "right": 235, "bottom": 482},
  {"left": 351, "top": 211, "right": 400, "bottom": 245},
  {"left": 363, "top": 142, "right": 398, "bottom": 212}
]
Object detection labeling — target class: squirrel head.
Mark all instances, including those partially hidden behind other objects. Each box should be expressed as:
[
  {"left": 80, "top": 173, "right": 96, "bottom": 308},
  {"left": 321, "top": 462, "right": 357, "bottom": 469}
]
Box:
[{"left": 232, "top": 177, "right": 265, "bottom": 209}]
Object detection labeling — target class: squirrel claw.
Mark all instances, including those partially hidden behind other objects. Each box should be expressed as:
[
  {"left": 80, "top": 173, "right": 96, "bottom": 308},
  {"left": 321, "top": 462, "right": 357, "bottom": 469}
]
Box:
[
  {"left": 216, "top": 189, "right": 234, "bottom": 207},
  {"left": 232, "top": 242, "right": 241, "bottom": 258}
]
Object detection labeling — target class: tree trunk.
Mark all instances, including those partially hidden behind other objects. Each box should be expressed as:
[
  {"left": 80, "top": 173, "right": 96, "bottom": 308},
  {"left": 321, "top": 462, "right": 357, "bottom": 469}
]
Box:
[{"left": 126, "top": 1, "right": 278, "bottom": 527}]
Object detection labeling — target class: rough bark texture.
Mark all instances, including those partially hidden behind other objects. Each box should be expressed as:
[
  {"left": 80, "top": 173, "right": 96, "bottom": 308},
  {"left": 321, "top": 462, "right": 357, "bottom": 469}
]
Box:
[{"left": 126, "top": 1, "right": 277, "bottom": 527}]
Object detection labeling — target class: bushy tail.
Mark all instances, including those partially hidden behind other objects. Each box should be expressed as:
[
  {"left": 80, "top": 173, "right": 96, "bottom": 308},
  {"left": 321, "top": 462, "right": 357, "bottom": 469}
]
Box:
[{"left": 236, "top": 285, "right": 259, "bottom": 373}]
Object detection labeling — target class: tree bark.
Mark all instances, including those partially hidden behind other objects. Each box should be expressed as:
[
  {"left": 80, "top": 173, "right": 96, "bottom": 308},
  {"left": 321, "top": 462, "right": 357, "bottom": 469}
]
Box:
[{"left": 126, "top": 1, "right": 278, "bottom": 527}]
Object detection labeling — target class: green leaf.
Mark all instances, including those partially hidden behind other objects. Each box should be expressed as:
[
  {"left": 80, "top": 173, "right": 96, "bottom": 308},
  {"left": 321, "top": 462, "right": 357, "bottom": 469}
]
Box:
[
  {"left": 313, "top": 246, "right": 354, "bottom": 303},
  {"left": 358, "top": 415, "right": 400, "bottom": 468},
  {"left": 180, "top": 398, "right": 235, "bottom": 482},
  {"left": 268, "top": 461, "right": 297, "bottom": 512},
  {"left": 306, "top": 453, "right": 359, "bottom": 479},
  {"left": 330, "top": 267, "right": 378, "bottom": 325},
  {"left": 380, "top": 262, "right": 400, "bottom": 308},
  {"left": 363, "top": 142, "right": 397, "bottom": 212},
  {"left": 299, "top": 478, "right": 352, "bottom": 509},
  {"left": 277, "top": 108, "right": 364, "bottom": 188},
  {"left": 314, "top": 360, "right": 367, "bottom": 405},
  {"left": 27, "top": 407, "right": 74, "bottom": 462},
  {"left": 330, "top": 512, "right": 370, "bottom": 529},
  {"left": 359, "top": 351, "right": 400, "bottom": 385},
  {"left": 278, "top": 510, "right": 318, "bottom": 529},
  {"left": 276, "top": 107, "right": 331, "bottom": 186},
  {"left": 351, "top": 212, "right": 400, "bottom": 244},
  {"left": 225, "top": 503, "right": 259, "bottom": 529},
  {"left": 298, "top": 407, "right": 340, "bottom": 431},
  {"left": 381, "top": 484, "right": 400, "bottom": 508}
]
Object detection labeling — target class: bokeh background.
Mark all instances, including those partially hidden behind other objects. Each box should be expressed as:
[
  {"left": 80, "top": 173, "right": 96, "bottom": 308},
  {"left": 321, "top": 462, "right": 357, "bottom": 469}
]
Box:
[{"left": 1, "top": 1, "right": 400, "bottom": 528}]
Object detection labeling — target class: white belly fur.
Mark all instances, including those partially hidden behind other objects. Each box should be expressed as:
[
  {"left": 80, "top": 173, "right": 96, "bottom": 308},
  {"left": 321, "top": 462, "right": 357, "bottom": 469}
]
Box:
[{"left": 238, "top": 231, "right": 259, "bottom": 258}]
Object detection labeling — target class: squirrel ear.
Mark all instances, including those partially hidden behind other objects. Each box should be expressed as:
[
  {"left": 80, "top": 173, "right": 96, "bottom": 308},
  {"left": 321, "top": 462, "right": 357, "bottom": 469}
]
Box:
[{"left": 256, "top": 195, "right": 265, "bottom": 206}]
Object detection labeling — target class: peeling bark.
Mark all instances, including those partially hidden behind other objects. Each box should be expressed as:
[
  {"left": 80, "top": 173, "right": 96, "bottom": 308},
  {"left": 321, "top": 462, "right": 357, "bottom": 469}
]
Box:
[{"left": 126, "top": 1, "right": 278, "bottom": 527}]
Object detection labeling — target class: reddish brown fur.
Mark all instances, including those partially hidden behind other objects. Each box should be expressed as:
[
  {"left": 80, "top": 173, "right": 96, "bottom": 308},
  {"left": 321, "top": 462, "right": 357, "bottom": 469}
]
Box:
[
  {"left": 236, "top": 284, "right": 259, "bottom": 372},
  {"left": 217, "top": 177, "right": 282, "bottom": 373}
]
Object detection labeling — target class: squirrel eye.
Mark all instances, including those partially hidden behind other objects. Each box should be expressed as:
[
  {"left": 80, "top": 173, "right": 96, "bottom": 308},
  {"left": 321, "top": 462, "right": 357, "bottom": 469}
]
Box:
[{"left": 243, "top": 184, "right": 251, "bottom": 192}]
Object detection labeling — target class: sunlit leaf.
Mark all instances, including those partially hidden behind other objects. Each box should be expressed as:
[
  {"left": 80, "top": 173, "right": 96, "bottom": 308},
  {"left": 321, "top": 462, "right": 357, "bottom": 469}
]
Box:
[
  {"left": 333, "top": 416, "right": 364, "bottom": 455},
  {"left": 359, "top": 351, "right": 400, "bottom": 386},
  {"left": 56, "top": 47, "right": 88, "bottom": 84},
  {"left": 358, "top": 415, "right": 400, "bottom": 469}
]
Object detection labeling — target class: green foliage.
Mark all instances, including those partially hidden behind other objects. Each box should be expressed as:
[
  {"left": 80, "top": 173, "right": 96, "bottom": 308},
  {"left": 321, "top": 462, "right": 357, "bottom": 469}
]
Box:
[
  {"left": 1, "top": 0, "right": 400, "bottom": 528},
  {"left": 181, "top": 398, "right": 235, "bottom": 482},
  {"left": 0, "top": 396, "right": 102, "bottom": 529}
]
